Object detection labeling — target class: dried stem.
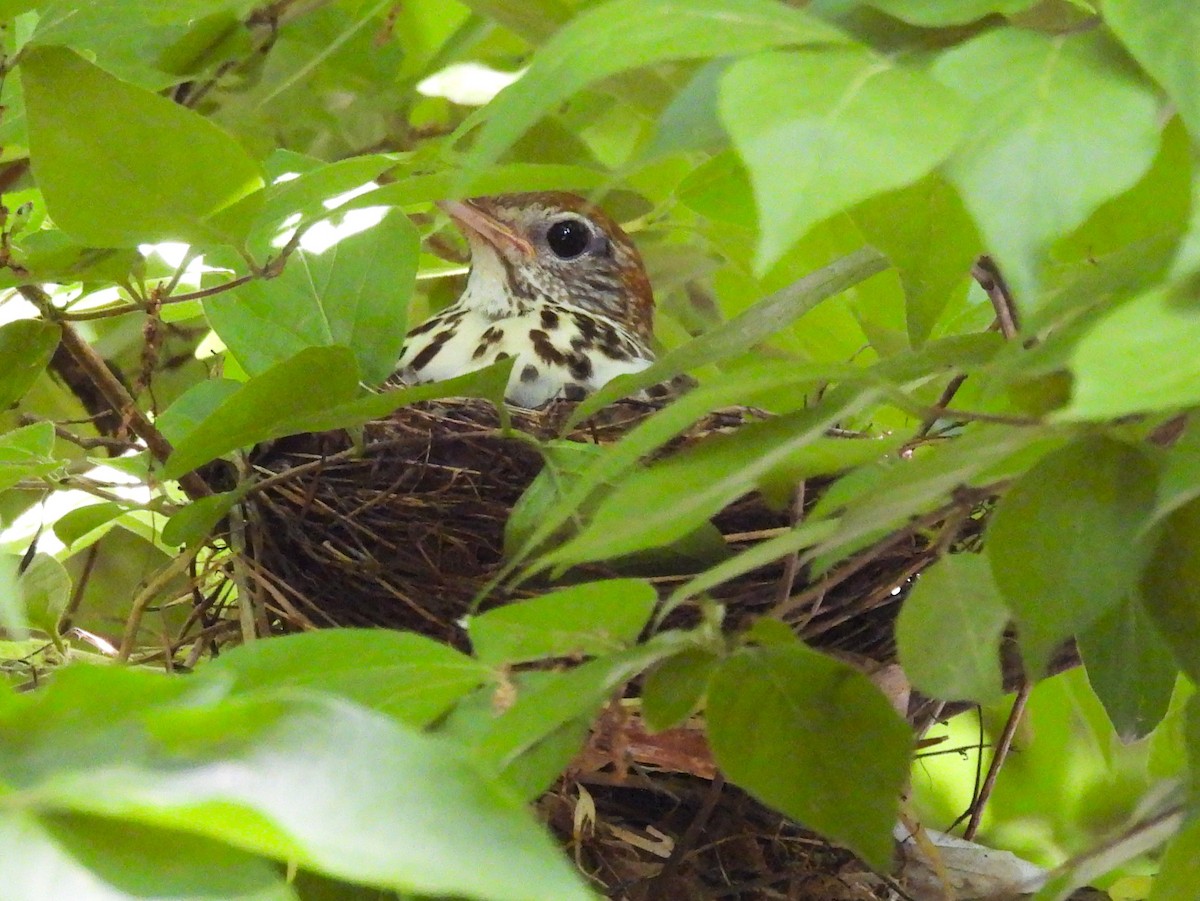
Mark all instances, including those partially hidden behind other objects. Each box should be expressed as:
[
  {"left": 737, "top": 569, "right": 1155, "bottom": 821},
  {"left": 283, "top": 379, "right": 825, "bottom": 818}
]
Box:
[{"left": 962, "top": 679, "right": 1031, "bottom": 841}]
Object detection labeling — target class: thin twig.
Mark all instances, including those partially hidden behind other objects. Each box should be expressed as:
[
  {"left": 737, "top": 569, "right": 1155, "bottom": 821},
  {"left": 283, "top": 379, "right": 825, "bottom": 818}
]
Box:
[
  {"left": 972, "top": 255, "right": 1020, "bottom": 340},
  {"left": 54, "top": 273, "right": 257, "bottom": 321},
  {"left": 118, "top": 546, "right": 201, "bottom": 660},
  {"left": 963, "top": 680, "right": 1031, "bottom": 841},
  {"left": 773, "top": 482, "right": 806, "bottom": 606}
]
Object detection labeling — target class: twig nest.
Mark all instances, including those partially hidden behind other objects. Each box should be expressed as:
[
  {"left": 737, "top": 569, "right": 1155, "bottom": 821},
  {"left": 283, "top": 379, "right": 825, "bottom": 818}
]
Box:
[{"left": 236, "top": 396, "right": 940, "bottom": 670}]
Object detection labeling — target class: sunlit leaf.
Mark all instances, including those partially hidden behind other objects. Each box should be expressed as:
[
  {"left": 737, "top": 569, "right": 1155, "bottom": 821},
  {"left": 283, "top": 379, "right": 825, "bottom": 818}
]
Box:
[
  {"left": 469, "top": 579, "right": 657, "bottom": 665},
  {"left": 933, "top": 29, "right": 1161, "bottom": 306},
  {"left": 201, "top": 630, "right": 490, "bottom": 727},
  {"left": 1106, "top": 0, "right": 1200, "bottom": 142},
  {"left": 458, "top": 0, "right": 848, "bottom": 177},
  {"left": 22, "top": 46, "right": 263, "bottom": 247},
  {"left": 720, "top": 47, "right": 965, "bottom": 271},
  {"left": 206, "top": 209, "right": 420, "bottom": 383},
  {"left": 0, "top": 665, "right": 591, "bottom": 900}
]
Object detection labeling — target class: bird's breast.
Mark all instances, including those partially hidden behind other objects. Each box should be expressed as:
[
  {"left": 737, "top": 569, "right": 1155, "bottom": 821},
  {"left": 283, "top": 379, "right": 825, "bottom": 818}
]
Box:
[{"left": 396, "top": 302, "right": 654, "bottom": 408}]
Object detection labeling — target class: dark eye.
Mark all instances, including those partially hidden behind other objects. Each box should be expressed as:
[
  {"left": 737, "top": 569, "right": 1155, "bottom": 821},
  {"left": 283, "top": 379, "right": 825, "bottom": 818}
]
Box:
[{"left": 546, "top": 219, "right": 591, "bottom": 259}]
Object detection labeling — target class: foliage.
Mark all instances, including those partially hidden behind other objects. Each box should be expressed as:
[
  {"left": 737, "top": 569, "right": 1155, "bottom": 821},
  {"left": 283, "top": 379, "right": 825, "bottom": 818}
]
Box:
[{"left": 0, "top": 0, "right": 1197, "bottom": 898}]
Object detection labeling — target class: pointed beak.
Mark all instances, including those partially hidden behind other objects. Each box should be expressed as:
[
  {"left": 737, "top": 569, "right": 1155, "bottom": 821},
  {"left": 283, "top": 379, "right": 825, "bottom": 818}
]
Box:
[{"left": 437, "top": 198, "right": 534, "bottom": 258}]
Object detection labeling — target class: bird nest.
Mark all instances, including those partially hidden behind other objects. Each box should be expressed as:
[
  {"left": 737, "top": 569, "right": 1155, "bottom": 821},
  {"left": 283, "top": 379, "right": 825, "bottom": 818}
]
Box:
[
  {"left": 204, "top": 395, "right": 1046, "bottom": 899},
  {"left": 233, "top": 397, "right": 938, "bottom": 660}
]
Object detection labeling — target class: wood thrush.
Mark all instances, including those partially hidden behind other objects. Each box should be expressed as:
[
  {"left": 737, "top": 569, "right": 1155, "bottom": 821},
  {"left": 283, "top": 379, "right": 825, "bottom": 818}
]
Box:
[{"left": 395, "top": 192, "right": 659, "bottom": 408}]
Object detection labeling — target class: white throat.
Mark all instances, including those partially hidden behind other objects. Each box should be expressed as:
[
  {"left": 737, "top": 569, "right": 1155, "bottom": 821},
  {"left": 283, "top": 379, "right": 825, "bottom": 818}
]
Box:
[{"left": 460, "top": 244, "right": 518, "bottom": 319}]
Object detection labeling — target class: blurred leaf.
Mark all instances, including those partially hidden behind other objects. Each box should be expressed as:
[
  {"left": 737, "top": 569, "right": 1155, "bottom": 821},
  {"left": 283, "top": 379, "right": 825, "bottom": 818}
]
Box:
[
  {"left": 459, "top": 0, "right": 848, "bottom": 176},
  {"left": 708, "top": 641, "right": 910, "bottom": 868},
  {"left": 988, "top": 437, "right": 1156, "bottom": 676},
  {"left": 17, "top": 553, "right": 69, "bottom": 638},
  {"left": 201, "top": 630, "right": 490, "bottom": 728},
  {"left": 1151, "top": 418, "right": 1200, "bottom": 525},
  {"left": 644, "top": 59, "right": 731, "bottom": 158},
  {"left": 161, "top": 491, "right": 239, "bottom": 547},
  {"left": 896, "top": 553, "right": 1008, "bottom": 704},
  {"left": 456, "top": 0, "right": 571, "bottom": 42},
  {"left": 0, "top": 554, "right": 26, "bottom": 640},
  {"left": 1151, "top": 814, "right": 1200, "bottom": 901},
  {"left": 0, "top": 811, "right": 297, "bottom": 901},
  {"left": 469, "top": 579, "right": 657, "bottom": 665},
  {"left": 1078, "top": 593, "right": 1177, "bottom": 742},
  {"left": 52, "top": 502, "right": 129, "bottom": 549},
  {"left": 1065, "top": 287, "right": 1200, "bottom": 420},
  {"left": 852, "top": 174, "right": 980, "bottom": 347},
  {"left": 933, "top": 29, "right": 1161, "bottom": 305},
  {"left": 642, "top": 648, "right": 719, "bottom": 731},
  {"left": 26, "top": 0, "right": 256, "bottom": 88},
  {"left": 22, "top": 46, "right": 262, "bottom": 247},
  {"left": 0, "top": 319, "right": 59, "bottom": 409},
  {"left": 206, "top": 209, "right": 420, "bottom": 383},
  {"left": 566, "top": 245, "right": 889, "bottom": 425},
  {"left": 1142, "top": 500, "right": 1200, "bottom": 683},
  {"left": 866, "top": 0, "right": 1034, "bottom": 24},
  {"left": 0, "top": 665, "right": 592, "bottom": 900},
  {"left": 720, "top": 47, "right": 965, "bottom": 272},
  {"left": 540, "top": 386, "right": 879, "bottom": 570},
  {"left": 0, "top": 420, "right": 59, "bottom": 493},
  {"left": 1106, "top": 0, "right": 1200, "bottom": 141},
  {"left": 162, "top": 346, "right": 361, "bottom": 480}
]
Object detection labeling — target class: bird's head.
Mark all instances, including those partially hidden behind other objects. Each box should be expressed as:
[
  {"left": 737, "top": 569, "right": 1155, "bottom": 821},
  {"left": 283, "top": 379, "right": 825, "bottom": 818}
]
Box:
[{"left": 437, "top": 191, "right": 655, "bottom": 340}]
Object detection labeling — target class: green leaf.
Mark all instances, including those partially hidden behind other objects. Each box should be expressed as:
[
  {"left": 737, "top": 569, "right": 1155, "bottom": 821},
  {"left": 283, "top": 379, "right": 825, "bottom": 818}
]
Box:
[
  {"left": 201, "top": 630, "right": 490, "bottom": 728},
  {"left": 21, "top": 46, "right": 263, "bottom": 247},
  {"left": 52, "top": 502, "right": 130, "bottom": 549},
  {"left": 0, "top": 319, "right": 59, "bottom": 409},
  {"left": 25, "top": 0, "right": 256, "bottom": 89},
  {"left": 541, "top": 387, "right": 881, "bottom": 570},
  {"left": 867, "top": 0, "right": 1035, "bottom": 24},
  {"left": 1106, "top": 0, "right": 1200, "bottom": 141},
  {"left": 0, "top": 420, "right": 59, "bottom": 493},
  {"left": 1065, "top": 286, "right": 1200, "bottom": 419},
  {"left": 17, "top": 553, "right": 70, "bottom": 638},
  {"left": 852, "top": 175, "right": 980, "bottom": 347},
  {"left": 458, "top": 0, "right": 848, "bottom": 176},
  {"left": 720, "top": 47, "right": 965, "bottom": 272},
  {"left": 708, "top": 642, "right": 911, "bottom": 868},
  {"left": 161, "top": 347, "right": 361, "bottom": 480},
  {"left": 566, "top": 245, "right": 889, "bottom": 426},
  {"left": 932, "top": 29, "right": 1162, "bottom": 306},
  {"left": 475, "top": 638, "right": 684, "bottom": 795},
  {"left": 641, "top": 648, "right": 719, "bottom": 731},
  {"left": 162, "top": 491, "right": 240, "bottom": 547},
  {"left": 157, "top": 379, "right": 245, "bottom": 444},
  {"left": 0, "top": 811, "right": 297, "bottom": 901},
  {"left": 0, "top": 665, "right": 591, "bottom": 900},
  {"left": 206, "top": 209, "right": 420, "bottom": 383},
  {"left": 0, "top": 554, "right": 26, "bottom": 640},
  {"left": 1077, "top": 593, "right": 1177, "bottom": 742},
  {"left": 1150, "top": 809, "right": 1200, "bottom": 901},
  {"left": 896, "top": 553, "right": 1009, "bottom": 704},
  {"left": 988, "top": 437, "right": 1157, "bottom": 676},
  {"left": 1152, "top": 419, "right": 1200, "bottom": 525},
  {"left": 469, "top": 579, "right": 657, "bottom": 665},
  {"left": 1142, "top": 500, "right": 1200, "bottom": 684}
]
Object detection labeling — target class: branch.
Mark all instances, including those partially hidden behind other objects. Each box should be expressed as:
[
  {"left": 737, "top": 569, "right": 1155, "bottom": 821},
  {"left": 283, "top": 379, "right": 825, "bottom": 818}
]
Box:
[{"left": 18, "top": 285, "right": 212, "bottom": 499}]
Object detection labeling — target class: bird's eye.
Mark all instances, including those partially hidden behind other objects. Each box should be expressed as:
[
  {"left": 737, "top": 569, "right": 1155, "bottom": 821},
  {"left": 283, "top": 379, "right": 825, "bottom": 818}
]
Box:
[{"left": 546, "top": 219, "right": 591, "bottom": 259}]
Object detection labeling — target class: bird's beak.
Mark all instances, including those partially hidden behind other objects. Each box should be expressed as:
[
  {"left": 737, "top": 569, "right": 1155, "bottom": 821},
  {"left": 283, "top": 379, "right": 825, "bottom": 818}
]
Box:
[{"left": 437, "top": 199, "right": 534, "bottom": 258}]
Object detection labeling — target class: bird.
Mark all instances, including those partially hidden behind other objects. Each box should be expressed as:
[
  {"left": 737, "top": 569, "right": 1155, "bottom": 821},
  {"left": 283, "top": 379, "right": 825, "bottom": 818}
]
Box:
[{"left": 394, "top": 191, "right": 659, "bottom": 408}]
